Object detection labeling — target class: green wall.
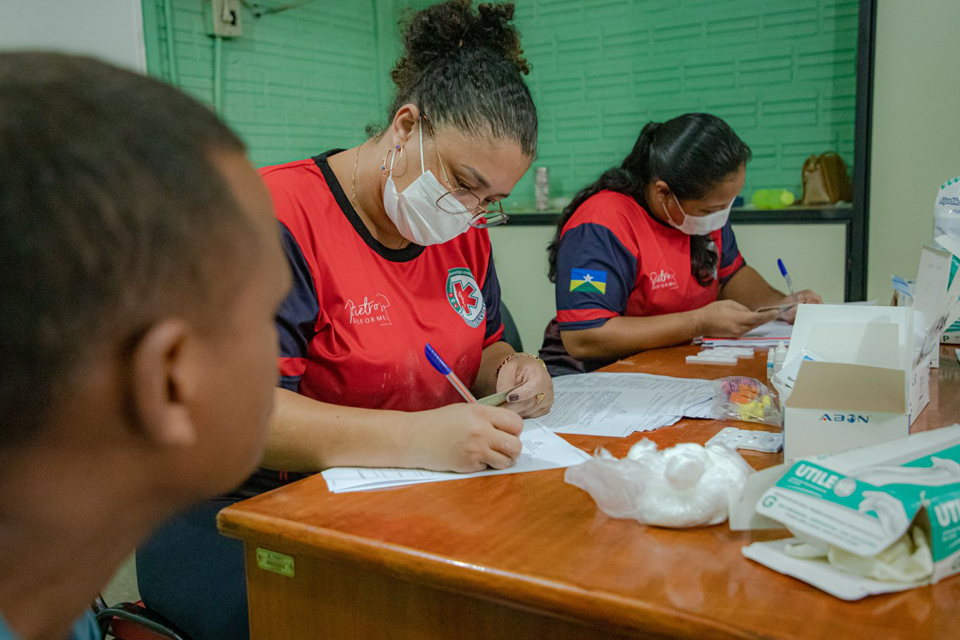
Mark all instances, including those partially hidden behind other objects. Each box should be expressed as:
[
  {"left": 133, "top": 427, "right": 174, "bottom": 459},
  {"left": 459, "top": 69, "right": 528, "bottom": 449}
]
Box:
[
  {"left": 141, "top": 0, "right": 390, "bottom": 167},
  {"left": 509, "top": 0, "right": 859, "bottom": 208},
  {"left": 141, "top": 0, "right": 858, "bottom": 195}
]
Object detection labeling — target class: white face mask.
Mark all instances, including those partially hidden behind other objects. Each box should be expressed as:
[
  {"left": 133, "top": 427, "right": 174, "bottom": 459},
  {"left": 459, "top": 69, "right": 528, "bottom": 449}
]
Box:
[
  {"left": 667, "top": 193, "right": 733, "bottom": 236},
  {"left": 381, "top": 123, "right": 474, "bottom": 246}
]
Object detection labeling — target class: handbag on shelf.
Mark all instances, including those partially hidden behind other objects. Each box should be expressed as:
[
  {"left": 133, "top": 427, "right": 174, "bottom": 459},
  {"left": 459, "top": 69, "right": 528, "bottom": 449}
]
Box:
[{"left": 801, "top": 152, "right": 853, "bottom": 205}]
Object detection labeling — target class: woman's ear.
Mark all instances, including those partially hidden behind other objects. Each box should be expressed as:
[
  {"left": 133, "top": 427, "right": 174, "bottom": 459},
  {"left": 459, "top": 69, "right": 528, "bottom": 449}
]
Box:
[
  {"left": 652, "top": 179, "right": 672, "bottom": 205},
  {"left": 390, "top": 103, "right": 421, "bottom": 150}
]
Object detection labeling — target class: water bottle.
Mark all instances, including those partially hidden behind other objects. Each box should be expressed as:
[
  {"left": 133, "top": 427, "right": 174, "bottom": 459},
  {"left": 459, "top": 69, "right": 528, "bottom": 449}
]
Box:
[{"left": 752, "top": 189, "right": 796, "bottom": 210}]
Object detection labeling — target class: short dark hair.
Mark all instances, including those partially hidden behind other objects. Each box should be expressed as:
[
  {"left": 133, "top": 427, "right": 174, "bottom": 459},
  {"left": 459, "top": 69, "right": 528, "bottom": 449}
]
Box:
[
  {"left": 375, "top": 0, "right": 538, "bottom": 156},
  {"left": 0, "top": 52, "right": 254, "bottom": 449},
  {"left": 548, "top": 113, "right": 752, "bottom": 285}
]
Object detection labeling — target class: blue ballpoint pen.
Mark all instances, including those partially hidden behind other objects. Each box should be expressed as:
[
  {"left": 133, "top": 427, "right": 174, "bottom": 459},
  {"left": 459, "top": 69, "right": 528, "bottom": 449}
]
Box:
[
  {"left": 424, "top": 343, "right": 478, "bottom": 404},
  {"left": 777, "top": 258, "right": 798, "bottom": 303}
]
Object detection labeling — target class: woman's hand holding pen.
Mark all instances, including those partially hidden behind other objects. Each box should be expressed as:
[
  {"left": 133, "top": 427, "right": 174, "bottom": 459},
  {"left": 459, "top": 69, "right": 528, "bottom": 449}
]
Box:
[
  {"left": 401, "top": 404, "right": 524, "bottom": 473},
  {"left": 775, "top": 290, "right": 823, "bottom": 323}
]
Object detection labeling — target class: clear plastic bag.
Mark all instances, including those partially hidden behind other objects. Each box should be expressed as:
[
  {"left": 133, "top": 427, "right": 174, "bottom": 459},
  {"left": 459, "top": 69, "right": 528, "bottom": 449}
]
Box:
[
  {"left": 934, "top": 176, "right": 960, "bottom": 247},
  {"left": 564, "top": 439, "right": 753, "bottom": 528},
  {"left": 713, "top": 376, "right": 782, "bottom": 428}
]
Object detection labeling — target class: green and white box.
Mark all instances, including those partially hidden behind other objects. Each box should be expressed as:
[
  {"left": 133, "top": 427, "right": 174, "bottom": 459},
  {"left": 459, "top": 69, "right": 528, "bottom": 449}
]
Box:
[{"left": 742, "top": 426, "right": 960, "bottom": 600}]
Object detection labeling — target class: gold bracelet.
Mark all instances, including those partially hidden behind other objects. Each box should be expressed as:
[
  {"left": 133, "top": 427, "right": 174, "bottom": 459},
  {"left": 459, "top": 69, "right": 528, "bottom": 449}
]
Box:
[{"left": 496, "top": 352, "right": 547, "bottom": 377}]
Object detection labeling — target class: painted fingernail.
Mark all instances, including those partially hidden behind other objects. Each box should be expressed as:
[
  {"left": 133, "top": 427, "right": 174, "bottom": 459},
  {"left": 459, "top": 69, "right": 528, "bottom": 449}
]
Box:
[{"left": 508, "top": 394, "right": 520, "bottom": 403}]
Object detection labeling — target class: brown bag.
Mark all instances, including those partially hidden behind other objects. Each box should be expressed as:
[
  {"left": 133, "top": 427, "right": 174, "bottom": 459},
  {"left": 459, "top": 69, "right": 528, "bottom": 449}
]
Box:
[{"left": 801, "top": 152, "right": 853, "bottom": 205}]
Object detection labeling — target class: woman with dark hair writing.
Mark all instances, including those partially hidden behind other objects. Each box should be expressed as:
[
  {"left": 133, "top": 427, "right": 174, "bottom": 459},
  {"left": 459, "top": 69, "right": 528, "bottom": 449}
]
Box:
[{"left": 541, "top": 113, "right": 822, "bottom": 377}]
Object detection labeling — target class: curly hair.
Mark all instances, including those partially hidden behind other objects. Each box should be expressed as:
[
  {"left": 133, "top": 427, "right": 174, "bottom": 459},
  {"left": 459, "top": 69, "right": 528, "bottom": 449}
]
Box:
[{"left": 373, "top": 1, "right": 537, "bottom": 156}]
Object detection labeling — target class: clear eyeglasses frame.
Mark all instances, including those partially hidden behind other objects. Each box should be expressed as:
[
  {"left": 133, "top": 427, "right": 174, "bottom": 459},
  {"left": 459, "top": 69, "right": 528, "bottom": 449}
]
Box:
[{"left": 422, "top": 113, "right": 510, "bottom": 229}]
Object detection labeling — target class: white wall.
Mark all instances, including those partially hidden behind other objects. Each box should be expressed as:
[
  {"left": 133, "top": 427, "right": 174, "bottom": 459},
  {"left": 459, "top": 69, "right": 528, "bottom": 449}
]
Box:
[
  {"left": 490, "top": 223, "right": 847, "bottom": 353},
  {"left": 868, "top": 0, "right": 960, "bottom": 300},
  {"left": 0, "top": 0, "right": 146, "bottom": 72}
]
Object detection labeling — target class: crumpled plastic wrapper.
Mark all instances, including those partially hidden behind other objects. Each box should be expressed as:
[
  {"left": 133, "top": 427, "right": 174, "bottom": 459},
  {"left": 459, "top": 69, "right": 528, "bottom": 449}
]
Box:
[{"left": 565, "top": 439, "right": 753, "bottom": 528}]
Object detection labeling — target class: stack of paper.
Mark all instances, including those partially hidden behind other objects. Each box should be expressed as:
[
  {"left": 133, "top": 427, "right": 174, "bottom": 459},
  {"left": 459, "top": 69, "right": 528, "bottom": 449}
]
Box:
[
  {"left": 527, "top": 372, "right": 715, "bottom": 438},
  {"left": 701, "top": 320, "right": 793, "bottom": 349},
  {"left": 321, "top": 424, "right": 590, "bottom": 494}
]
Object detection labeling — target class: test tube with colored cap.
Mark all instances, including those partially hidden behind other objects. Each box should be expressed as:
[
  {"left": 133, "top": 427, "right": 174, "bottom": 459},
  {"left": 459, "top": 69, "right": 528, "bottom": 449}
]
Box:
[{"left": 424, "top": 343, "right": 477, "bottom": 404}]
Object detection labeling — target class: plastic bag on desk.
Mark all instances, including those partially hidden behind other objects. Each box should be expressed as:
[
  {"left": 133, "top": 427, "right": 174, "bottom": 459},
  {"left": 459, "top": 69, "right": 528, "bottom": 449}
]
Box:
[
  {"left": 713, "top": 376, "right": 782, "bottom": 428},
  {"left": 564, "top": 439, "right": 753, "bottom": 528}
]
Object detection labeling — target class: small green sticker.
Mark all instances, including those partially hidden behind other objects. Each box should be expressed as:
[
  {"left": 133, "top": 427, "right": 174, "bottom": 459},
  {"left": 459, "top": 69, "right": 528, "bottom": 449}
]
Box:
[{"left": 256, "top": 548, "right": 295, "bottom": 578}]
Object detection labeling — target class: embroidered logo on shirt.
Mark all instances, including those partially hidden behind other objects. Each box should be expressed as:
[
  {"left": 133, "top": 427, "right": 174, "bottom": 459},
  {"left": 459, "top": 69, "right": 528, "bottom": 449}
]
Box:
[
  {"left": 570, "top": 268, "right": 607, "bottom": 294},
  {"left": 344, "top": 294, "right": 392, "bottom": 326},
  {"left": 446, "top": 267, "right": 486, "bottom": 329},
  {"left": 650, "top": 268, "right": 679, "bottom": 291}
]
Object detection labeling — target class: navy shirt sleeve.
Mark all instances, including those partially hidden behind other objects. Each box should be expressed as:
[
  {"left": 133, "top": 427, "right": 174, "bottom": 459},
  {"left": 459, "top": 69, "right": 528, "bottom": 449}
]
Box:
[
  {"left": 481, "top": 257, "right": 505, "bottom": 345},
  {"left": 276, "top": 222, "right": 319, "bottom": 391},
  {"left": 555, "top": 222, "right": 638, "bottom": 330},
  {"left": 717, "top": 221, "right": 746, "bottom": 285}
]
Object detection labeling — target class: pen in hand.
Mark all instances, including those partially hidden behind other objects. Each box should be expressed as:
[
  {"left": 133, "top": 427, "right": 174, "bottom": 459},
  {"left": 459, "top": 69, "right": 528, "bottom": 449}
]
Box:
[
  {"left": 425, "top": 343, "right": 477, "bottom": 404},
  {"left": 777, "top": 258, "right": 798, "bottom": 304}
]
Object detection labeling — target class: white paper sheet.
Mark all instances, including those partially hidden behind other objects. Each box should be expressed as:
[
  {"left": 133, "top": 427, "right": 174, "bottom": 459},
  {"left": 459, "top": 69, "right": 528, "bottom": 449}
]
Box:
[
  {"left": 532, "top": 372, "right": 714, "bottom": 437},
  {"left": 701, "top": 320, "right": 793, "bottom": 349},
  {"left": 321, "top": 425, "right": 590, "bottom": 493},
  {"left": 743, "top": 320, "right": 794, "bottom": 339}
]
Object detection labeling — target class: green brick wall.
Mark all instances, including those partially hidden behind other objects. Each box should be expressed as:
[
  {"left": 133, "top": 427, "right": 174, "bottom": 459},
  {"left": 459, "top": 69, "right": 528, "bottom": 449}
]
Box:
[
  {"left": 141, "top": 0, "right": 857, "bottom": 201},
  {"left": 140, "top": 0, "right": 391, "bottom": 167},
  {"left": 509, "top": 0, "right": 859, "bottom": 207}
]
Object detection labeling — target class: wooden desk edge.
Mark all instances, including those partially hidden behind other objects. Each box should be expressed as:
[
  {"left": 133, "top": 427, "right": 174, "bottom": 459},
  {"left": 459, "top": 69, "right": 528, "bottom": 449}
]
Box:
[{"left": 217, "top": 507, "right": 765, "bottom": 640}]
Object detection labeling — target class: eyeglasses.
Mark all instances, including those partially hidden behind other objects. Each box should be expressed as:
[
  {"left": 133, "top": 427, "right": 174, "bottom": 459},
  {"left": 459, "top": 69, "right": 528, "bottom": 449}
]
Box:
[{"left": 421, "top": 114, "right": 510, "bottom": 229}]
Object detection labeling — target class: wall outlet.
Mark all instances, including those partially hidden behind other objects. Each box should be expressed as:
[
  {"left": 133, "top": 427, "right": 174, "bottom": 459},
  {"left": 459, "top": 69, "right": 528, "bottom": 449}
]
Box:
[{"left": 209, "top": 0, "right": 242, "bottom": 38}]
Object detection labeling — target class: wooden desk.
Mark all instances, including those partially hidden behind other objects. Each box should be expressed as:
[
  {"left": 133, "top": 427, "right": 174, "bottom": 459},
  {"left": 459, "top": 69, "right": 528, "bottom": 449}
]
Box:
[{"left": 219, "top": 345, "right": 960, "bottom": 640}]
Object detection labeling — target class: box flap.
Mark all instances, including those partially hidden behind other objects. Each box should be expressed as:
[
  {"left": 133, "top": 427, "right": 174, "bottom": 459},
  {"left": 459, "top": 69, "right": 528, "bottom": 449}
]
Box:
[
  {"left": 804, "top": 322, "right": 901, "bottom": 368},
  {"left": 786, "top": 361, "right": 907, "bottom": 413},
  {"left": 786, "top": 305, "right": 914, "bottom": 369},
  {"left": 757, "top": 462, "right": 921, "bottom": 555}
]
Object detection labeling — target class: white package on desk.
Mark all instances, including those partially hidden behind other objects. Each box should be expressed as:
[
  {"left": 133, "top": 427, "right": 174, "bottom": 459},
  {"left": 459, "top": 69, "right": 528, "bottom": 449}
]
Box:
[{"left": 706, "top": 427, "right": 783, "bottom": 453}]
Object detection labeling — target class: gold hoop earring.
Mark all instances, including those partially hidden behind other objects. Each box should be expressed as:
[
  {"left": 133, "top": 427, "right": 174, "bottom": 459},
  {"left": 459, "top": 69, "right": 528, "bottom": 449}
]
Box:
[{"left": 381, "top": 144, "right": 404, "bottom": 176}]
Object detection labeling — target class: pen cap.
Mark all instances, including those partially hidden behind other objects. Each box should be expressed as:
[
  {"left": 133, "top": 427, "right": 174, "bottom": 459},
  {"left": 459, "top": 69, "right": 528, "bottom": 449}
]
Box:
[
  {"left": 424, "top": 343, "right": 452, "bottom": 376},
  {"left": 777, "top": 259, "right": 788, "bottom": 277}
]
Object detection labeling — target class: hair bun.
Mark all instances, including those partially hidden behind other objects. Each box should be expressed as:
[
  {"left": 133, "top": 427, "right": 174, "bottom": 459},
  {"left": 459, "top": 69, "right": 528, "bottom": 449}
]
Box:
[{"left": 391, "top": 1, "right": 530, "bottom": 91}]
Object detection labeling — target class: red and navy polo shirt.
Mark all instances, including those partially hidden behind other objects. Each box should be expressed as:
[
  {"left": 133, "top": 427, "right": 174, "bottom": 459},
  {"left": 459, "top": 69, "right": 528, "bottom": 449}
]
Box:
[
  {"left": 235, "top": 150, "right": 505, "bottom": 497},
  {"left": 540, "top": 190, "right": 745, "bottom": 376}
]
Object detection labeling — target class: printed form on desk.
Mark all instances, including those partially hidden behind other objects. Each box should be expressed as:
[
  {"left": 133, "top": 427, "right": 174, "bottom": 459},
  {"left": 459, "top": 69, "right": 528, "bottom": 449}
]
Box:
[
  {"left": 528, "top": 372, "right": 716, "bottom": 438},
  {"left": 321, "top": 424, "right": 590, "bottom": 494}
]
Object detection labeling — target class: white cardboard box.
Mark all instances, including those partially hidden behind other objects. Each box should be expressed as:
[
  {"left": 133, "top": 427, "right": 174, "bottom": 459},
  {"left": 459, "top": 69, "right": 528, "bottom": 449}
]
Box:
[
  {"left": 739, "top": 426, "right": 960, "bottom": 600},
  {"left": 778, "top": 305, "right": 929, "bottom": 461}
]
